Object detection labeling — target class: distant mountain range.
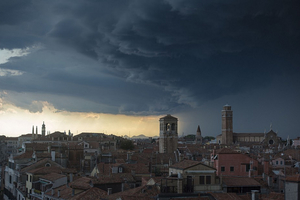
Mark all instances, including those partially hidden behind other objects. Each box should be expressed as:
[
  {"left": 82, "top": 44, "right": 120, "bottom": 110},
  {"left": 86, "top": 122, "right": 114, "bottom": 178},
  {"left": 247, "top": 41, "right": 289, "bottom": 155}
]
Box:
[{"left": 123, "top": 134, "right": 158, "bottom": 139}]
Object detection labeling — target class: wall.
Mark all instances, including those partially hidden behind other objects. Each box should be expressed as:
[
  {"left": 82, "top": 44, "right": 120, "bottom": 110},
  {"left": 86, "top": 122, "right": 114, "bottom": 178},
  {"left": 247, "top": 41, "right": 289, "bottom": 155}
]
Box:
[
  {"left": 285, "top": 181, "right": 300, "bottom": 200},
  {"left": 215, "top": 153, "right": 258, "bottom": 176}
]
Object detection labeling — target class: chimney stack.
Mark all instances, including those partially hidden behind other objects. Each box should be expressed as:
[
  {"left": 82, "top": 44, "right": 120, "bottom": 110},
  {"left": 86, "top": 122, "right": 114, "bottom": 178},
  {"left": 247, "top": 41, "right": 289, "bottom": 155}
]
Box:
[{"left": 51, "top": 150, "right": 55, "bottom": 161}]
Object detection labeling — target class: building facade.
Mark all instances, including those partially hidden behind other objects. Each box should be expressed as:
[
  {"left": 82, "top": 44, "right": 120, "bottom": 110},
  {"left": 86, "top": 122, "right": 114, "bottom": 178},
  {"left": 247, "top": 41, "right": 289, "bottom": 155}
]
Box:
[{"left": 211, "top": 148, "right": 259, "bottom": 177}]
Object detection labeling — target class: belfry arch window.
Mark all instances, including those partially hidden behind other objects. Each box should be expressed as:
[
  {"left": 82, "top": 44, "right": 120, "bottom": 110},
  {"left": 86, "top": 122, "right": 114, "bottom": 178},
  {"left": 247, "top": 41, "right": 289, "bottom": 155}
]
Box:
[
  {"left": 171, "top": 123, "right": 175, "bottom": 131},
  {"left": 166, "top": 123, "right": 171, "bottom": 131}
]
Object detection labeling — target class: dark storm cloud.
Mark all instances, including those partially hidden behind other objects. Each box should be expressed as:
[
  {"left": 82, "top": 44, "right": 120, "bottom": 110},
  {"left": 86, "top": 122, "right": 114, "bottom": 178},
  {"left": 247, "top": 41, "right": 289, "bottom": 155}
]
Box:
[{"left": 0, "top": 0, "right": 299, "bottom": 114}]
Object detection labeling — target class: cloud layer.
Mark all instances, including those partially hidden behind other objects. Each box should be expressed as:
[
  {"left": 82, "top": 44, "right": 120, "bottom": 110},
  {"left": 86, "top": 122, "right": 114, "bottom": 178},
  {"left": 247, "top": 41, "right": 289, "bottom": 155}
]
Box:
[{"left": 0, "top": 0, "right": 299, "bottom": 116}]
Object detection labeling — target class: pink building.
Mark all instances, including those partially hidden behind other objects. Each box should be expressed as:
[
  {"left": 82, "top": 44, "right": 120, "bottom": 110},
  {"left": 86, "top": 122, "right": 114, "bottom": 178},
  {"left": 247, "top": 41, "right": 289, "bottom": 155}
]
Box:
[
  {"left": 211, "top": 148, "right": 258, "bottom": 177},
  {"left": 292, "top": 137, "right": 300, "bottom": 147}
]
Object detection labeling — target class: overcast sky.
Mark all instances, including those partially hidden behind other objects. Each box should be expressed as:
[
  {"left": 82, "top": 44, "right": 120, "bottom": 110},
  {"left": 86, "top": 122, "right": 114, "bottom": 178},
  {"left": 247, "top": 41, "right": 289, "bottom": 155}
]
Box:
[{"left": 0, "top": 0, "right": 299, "bottom": 138}]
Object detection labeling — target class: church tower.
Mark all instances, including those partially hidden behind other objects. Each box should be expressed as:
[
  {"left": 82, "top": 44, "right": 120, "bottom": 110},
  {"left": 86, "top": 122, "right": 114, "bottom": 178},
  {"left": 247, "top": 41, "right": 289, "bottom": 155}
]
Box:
[
  {"left": 42, "top": 121, "right": 46, "bottom": 136},
  {"left": 159, "top": 114, "right": 178, "bottom": 153},
  {"left": 221, "top": 104, "right": 233, "bottom": 144},
  {"left": 195, "top": 125, "right": 202, "bottom": 144}
]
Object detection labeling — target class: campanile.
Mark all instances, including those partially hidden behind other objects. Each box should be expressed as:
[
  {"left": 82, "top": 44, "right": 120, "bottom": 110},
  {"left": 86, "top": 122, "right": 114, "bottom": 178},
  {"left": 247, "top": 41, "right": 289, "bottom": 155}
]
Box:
[{"left": 221, "top": 104, "right": 233, "bottom": 144}]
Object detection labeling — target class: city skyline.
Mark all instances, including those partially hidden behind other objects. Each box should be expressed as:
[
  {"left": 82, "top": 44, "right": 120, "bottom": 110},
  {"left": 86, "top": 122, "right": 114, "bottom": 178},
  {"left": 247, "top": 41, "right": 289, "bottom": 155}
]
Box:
[{"left": 1, "top": 1, "right": 300, "bottom": 138}]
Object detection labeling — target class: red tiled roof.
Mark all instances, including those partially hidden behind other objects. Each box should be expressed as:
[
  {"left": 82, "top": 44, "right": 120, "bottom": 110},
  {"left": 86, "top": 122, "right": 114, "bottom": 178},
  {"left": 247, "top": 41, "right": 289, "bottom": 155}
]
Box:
[
  {"left": 27, "top": 166, "right": 64, "bottom": 174},
  {"left": 94, "top": 173, "right": 135, "bottom": 184},
  {"left": 209, "top": 192, "right": 244, "bottom": 200},
  {"left": 222, "top": 177, "right": 261, "bottom": 187},
  {"left": 40, "top": 173, "right": 66, "bottom": 182},
  {"left": 105, "top": 184, "right": 160, "bottom": 200},
  {"left": 45, "top": 184, "right": 73, "bottom": 199},
  {"left": 216, "top": 148, "right": 240, "bottom": 154},
  {"left": 21, "top": 158, "right": 62, "bottom": 173},
  {"left": 261, "top": 192, "right": 284, "bottom": 200},
  {"left": 285, "top": 174, "right": 300, "bottom": 182},
  {"left": 13, "top": 152, "right": 33, "bottom": 160},
  {"left": 170, "top": 159, "right": 209, "bottom": 170},
  {"left": 70, "top": 187, "right": 107, "bottom": 200},
  {"left": 115, "top": 159, "right": 126, "bottom": 163},
  {"left": 69, "top": 177, "right": 93, "bottom": 190}
]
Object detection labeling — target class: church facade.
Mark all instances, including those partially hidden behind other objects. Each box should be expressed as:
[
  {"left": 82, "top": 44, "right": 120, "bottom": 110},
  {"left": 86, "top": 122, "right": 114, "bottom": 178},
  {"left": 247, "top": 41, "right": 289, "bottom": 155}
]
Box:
[{"left": 217, "top": 105, "right": 282, "bottom": 147}]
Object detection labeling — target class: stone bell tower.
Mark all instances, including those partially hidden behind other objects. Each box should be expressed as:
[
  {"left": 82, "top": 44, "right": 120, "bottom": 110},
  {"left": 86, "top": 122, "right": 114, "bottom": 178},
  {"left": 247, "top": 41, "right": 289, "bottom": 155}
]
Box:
[
  {"left": 159, "top": 114, "right": 178, "bottom": 154},
  {"left": 42, "top": 121, "right": 46, "bottom": 137},
  {"left": 221, "top": 104, "right": 233, "bottom": 144}
]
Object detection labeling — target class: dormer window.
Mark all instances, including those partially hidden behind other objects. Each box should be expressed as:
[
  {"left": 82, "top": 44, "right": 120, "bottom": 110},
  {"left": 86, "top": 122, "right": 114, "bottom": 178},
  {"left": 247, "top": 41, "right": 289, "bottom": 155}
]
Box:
[{"left": 45, "top": 163, "right": 51, "bottom": 167}]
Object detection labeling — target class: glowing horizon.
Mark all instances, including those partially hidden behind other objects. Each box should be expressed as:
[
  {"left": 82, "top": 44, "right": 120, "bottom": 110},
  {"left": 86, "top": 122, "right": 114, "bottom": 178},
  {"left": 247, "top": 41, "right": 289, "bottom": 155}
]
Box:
[{"left": 0, "top": 99, "right": 161, "bottom": 138}]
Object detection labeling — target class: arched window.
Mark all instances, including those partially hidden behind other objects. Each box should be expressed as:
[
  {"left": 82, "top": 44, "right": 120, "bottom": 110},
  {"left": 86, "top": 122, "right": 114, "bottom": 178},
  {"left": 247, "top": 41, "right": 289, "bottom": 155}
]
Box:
[
  {"left": 171, "top": 123, "right": 175, "bottom": 131},
  {"left": 166, "top": 123, "right": 170, "bottom": 131},
  {"left": 45, "top": 163, "right": 51, "bottom": 167}
]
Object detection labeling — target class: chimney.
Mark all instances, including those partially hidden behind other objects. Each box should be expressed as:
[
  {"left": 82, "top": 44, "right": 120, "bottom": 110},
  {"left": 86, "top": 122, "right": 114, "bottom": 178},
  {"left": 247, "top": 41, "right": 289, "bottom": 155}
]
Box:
[
  {"left": 251, "top": 190, "right": 259, "bottom": 200},
  {"left": 51, "top": 150, "right": 55, "bottom": 161},
  {"left": 72, "top": 188, "right": 75, "bottom": 196},
  {"left": 58, "top": 189, "right": 60, "bottom": 197},
  {"left": 107, "top": 188, "right": 112, "bottom": 195}
]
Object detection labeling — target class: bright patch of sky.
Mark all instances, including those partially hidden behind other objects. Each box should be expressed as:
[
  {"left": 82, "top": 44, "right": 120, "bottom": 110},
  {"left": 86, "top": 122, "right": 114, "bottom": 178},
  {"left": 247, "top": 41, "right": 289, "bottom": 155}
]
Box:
[
  {"left": 0, "top": 91, "right": 160, "bottom": 137},
  {"left": 0, "top": 48, "right": 31, "bottom": 64}
]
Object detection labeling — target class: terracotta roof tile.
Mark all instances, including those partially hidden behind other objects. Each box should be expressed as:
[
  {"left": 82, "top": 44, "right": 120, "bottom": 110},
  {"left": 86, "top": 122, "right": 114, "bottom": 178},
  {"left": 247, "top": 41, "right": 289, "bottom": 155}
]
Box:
[
  {"left": 13, "top": 152, "right": 33, "bottom": 160},
  {"left": 94, "top": 173, "right": 135, "bottom": 184},
  {"left": 209, "top": 193, "right": 244, "bottom": 200},
  {"left": 69, "top": 177, "right": 93, "bottom": 190},
  {"left": 285, "top": 174, "right": 300, "bottom": 182},
  {"left": 70, "top": 187, "right": 107, "bottom": 200},
  {"left": 45, "top": 184, "right": 73, "bottom": 199},
  {"left": 40, "top": 173, "right": 66, "bottom": 182},
  {"left": 216, "top": 148, "right": 240, "bottom": 154},
  {"left": 222, "top": 177, "right": 261, "bottom": 187},
  {"left": 21, "top": 158, "right": 62, "bottom": 173},
  {"left": 26, "top": 166, "right": 64, "bottom": 174},
  {"left": 105, "top": 184, "right": 160, "bottom": 200},
  {"left": 170, "top": 159, "right": 201, "bottom": 169}
]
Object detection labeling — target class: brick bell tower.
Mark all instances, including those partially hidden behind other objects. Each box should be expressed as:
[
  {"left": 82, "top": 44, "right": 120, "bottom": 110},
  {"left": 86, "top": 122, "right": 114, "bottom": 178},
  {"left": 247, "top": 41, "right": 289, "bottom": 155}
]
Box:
[
  {"left": 159, "top": 114, "right": 178, "bottom": 153},
  {"left": 221, "top": 104, "right": 233, "bottom": 144}
]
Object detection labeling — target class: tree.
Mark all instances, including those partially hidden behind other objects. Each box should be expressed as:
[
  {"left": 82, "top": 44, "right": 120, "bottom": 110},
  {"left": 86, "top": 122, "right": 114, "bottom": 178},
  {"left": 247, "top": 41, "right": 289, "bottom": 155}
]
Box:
[
  {"left": 120, "top": 139, "right": 134, "bottom": 150},
  {"left": 203, "top": 136, "right": 215, "bottom": 141}
]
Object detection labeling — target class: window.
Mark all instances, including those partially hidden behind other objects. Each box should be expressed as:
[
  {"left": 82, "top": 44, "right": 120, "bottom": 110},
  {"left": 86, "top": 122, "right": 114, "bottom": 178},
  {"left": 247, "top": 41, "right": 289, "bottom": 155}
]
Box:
[
  {"left": 221, "top": 166, "right": 225, "bottom": 172},
  {"left": 269, "top": 139, "right": 274, "bottom": 145},
  {"left": 45, "top": 163, "right": 51, "bottom": 167},
  {"left": 276, "top": 161, "right": 278, "bottom": 165},
  {"left": 230, "top": 166, "right": 234, "bottom": 172},
  {"left": 280, "top": 161, "right": 283, "bottom": 165},
  {"left": 171, "top": 123, "right": 175, "bottom": 130},
  {"left": 199, "top": 176, "right": 205, "bottom": 184},
  {"left": 206, "top": 176, "right": 211, "bottom": 184},
  {"left": 9, "top": 175, "right": 12, "bottom": 184},
  {"left": 118, "top": 167, "right": 123, "bottom": 173},
  {"left": 30, "top": 175, "right": 32, "bottom": 182},
  {"left": 246, "top": 164, "right": 250, "bottom": 172}
]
